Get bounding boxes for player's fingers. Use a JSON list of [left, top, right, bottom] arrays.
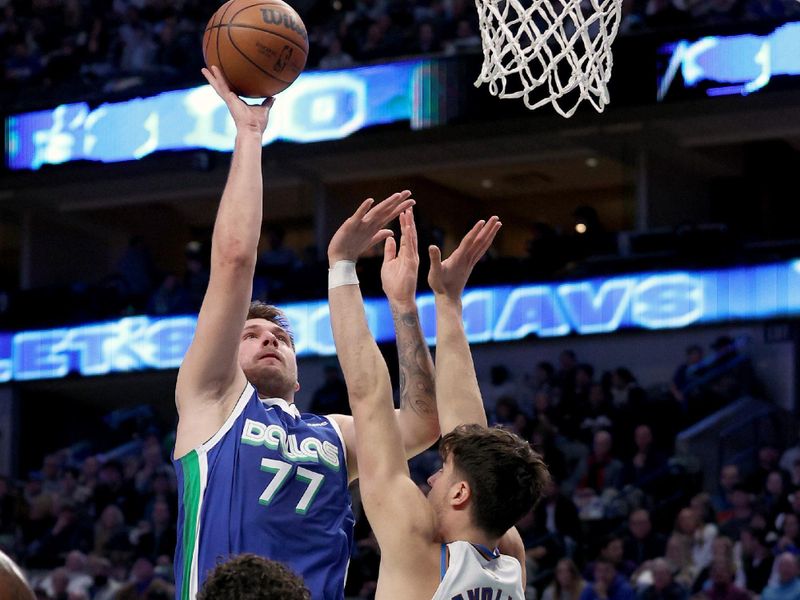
[[471, 219, 502, 265], [262, 97, 275, 109], [383, 236, 397, 263], [455, 220, 485, 259], [428, 245, 442, 271], [406, 207, 419, 256], [370, 230, 394, 247], [374, 190, 412, 222], [354, 198, 375, 220], [210, 66, 230, 92]]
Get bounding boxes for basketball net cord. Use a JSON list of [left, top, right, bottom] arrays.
[[474, 0, 622, 118]]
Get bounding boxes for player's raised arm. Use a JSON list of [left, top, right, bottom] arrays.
[[428, 217, 502, 433], [327, 200, 436, 547], [380, 208, 440, 457], [174, 66, 272, 458]]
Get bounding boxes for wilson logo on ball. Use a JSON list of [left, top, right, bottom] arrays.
[[260, 8, 308, 41]]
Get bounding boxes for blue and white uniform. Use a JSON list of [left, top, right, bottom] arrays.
[[433, 541, 525, 600], [173, 383, 354, 600]]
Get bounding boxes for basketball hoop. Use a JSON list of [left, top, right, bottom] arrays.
[[474, 0, 622, 118]]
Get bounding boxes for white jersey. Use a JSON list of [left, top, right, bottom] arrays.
[[432, 541, 525, 600]]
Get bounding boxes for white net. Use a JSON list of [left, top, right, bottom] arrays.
[[474, 0, 623, 118]]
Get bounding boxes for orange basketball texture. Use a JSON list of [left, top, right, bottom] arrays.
[[203, 0, 309, 98]]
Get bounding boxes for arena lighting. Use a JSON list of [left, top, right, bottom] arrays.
[[657, 20, 800, 101], [5, 59, 442, 171], [1, 259, 799, 383]]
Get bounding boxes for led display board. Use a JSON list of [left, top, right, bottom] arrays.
[[1, 259, 798, 382], [658, 20, 800, 101], [5, 59, 443, 170]]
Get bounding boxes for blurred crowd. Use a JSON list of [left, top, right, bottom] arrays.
[[2, 0, 800, 108], [3, 331, 798, 599]]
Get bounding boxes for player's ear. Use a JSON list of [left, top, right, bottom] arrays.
[[450, 480, 471, 509], [294, 381, 300, 392]]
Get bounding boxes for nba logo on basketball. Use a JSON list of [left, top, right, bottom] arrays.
[[274, 46, 293, 73]]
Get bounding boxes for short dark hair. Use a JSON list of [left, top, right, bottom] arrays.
[[440, 424, 550, 538], [198, 554, 310, 600], [246, 302, 295, 349]]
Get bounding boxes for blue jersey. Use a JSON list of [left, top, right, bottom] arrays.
[[173, 383, 354, 600]]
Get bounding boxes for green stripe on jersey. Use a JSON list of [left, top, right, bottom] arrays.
[[180, 450, 202, 600]]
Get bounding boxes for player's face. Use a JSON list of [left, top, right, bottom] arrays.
[[238, 319, 299, 399], [426, 458, 459, 519]]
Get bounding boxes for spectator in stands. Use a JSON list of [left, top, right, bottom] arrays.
[[570, 430, 624, 495], [309, 364, 350, 416], [774, 512, 800, 555], [86, 555, 122, 600], [530, 426, 569, 484], [198, 553, 310, 600], [690, 536, 743, 595], [579, 557, 636, 600], [484, 364, 520, 416], [759, 471, 791, 523], [131, 499, 176, 563], [745, 446, 781, 494], [30, 503, 91, 567], [319, 37, 354, 69], [115, 556, 173, 599], [543, 558, 586, 600], [718, 486, 754, 541], [623, 424, 668, 490], [778, 429, 800, 473], [93, 504, 131, 560], [148, 273, 189, 315], [638, 557, 687, 600], [712, 465, 740, 513], [673, 507, 717, 572], [578, 383, 613, 444], [624, 509, 666, 567], [698, 557, 750, 600], [738, 527, 773, 595], [93, 461, 134, 517], [585, 536, 638, 580], [529, 361, 557, 396], [671, 344, 703, 404], [491, 396, 521, 428], [761, 553, 800, 600], [556, 350, 579, 392], [521, 479, 580, 578]]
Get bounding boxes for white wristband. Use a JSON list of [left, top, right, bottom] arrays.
[[328, 260, 359, 289]]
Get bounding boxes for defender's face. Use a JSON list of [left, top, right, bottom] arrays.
[[238, 319, 298, 395]]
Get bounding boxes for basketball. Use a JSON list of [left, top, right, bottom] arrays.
[[203, 0, 309, 98]]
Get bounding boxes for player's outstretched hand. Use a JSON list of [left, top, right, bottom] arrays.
[[202, 65, 274, 134], [428, 216, 501, 300], [381, 208, 419, 308], [328, 191, 415, 265]]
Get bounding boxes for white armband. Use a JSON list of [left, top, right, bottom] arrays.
[[328, 260, 359, 289]]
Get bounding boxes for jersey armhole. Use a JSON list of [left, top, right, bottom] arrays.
[[327, 416, 349, 473], [186, 382, 254, 458]]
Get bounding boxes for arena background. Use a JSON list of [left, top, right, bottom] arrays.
[[2, 1, 800, 598]]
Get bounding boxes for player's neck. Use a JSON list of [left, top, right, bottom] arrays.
[[442, 521, 498, 551], [256, 389, 295, 404]]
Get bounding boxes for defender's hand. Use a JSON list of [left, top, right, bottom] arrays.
[[428, 216, 501, 299], [328, 191, 415, 265], [381, 208, 419, 309], [202, 65, 274, 134]]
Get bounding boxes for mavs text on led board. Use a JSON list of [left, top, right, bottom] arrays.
[[1, 259, 799, 382]]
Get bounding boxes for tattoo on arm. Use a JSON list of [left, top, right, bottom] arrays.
[[392, 309, 437, 417]]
